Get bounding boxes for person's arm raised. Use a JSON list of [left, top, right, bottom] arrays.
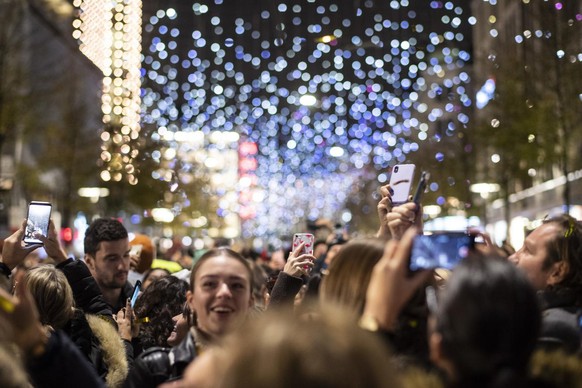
[[1, 219, 42, 272], [35, 220, 68, 264], [361, 228, 432, 331], [386, 202, 423, 241], [376, 184, 393, 239]]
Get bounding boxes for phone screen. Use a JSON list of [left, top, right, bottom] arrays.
[[389, 164, 416, 204], [23, 201, 52, 245], [409, 232, 474, 271], [130, 280, 142, 308]]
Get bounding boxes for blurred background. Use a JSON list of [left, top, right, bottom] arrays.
[[0, 0, 580, 256]]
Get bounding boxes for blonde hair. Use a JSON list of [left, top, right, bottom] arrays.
[[320, 238, 385, 316], [217, 306, 400, 388], [25, 265, 75, 330]]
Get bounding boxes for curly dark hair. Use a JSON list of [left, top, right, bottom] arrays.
[[134, 275, 189, 350], [84, 218, 128, 256]]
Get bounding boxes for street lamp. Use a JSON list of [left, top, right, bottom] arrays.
[[470, 183, 500, 199], [469, 182, 500, 228], [78, 187, 110, 203]]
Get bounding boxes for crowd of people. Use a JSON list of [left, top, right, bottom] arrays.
[[1, 183, 582, 388]]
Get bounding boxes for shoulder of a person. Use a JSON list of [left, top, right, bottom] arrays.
[[86, 314, 129, 386], [136, 346, 172, 373]]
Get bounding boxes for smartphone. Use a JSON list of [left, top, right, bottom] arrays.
[[23, 201, 52, 245], [409, 232, 474, 271], [413, 171, 429, 206], [389, 164, 416, 204], [292, 233, 315, 255], [130, 280, 142, 308], [129, 244, 143, 257]]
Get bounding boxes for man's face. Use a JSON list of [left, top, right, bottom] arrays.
[[508, 223, 561, 290], [187, 255, 253, 338], [86, 239, 130, 290]]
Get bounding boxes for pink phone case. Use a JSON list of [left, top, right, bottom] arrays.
[[293, 233, 315, 255]]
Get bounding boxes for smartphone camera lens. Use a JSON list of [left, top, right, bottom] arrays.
[[394, 166, 399, 172]]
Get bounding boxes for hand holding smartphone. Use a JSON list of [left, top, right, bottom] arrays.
[[292, 233, 315, 255], [293, 233, 315, 272], [23, 201, 52, 245]]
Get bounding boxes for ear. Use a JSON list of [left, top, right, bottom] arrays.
[[84, 253, 95, 271], [429, 331, 444, 366], [248, 293, 255, 308], [547, 260, 569, 285], [429, 331, 456, 378], [186, 290, 195, 310]]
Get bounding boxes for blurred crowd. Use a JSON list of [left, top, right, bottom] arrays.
[[2, 182, 582, 388]]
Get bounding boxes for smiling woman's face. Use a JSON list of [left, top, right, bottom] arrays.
[[187, 255, 253, 338]]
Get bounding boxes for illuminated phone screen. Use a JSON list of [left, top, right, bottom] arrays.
[[23, 202, 52, 245], [409, 233, 474, 271], [131, 280, 142, 308]]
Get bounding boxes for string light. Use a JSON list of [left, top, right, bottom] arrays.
[[140, 1, 473, 238], [73, 0, 142, 185]]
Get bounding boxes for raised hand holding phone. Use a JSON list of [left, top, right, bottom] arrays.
[[23, 201, 52, 245], [1, 219, 42, 271], [284, 234, 316, 277]]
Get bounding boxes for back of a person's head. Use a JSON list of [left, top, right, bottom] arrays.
[[217, 306, 400, 388], [436, 255, 541, 387], [84, 218, 128, 256], [24, 265, 75, 330], [134, 275, 189, 349], [319, 238, 385, 315]]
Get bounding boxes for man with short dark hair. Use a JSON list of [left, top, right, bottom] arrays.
[[509, 214, 582, 352], [83, 218, 133, 313]]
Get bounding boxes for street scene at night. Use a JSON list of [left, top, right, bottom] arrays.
[[0, 0, 582, 386]]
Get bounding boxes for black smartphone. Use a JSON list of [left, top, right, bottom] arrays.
[[130, 280, 142, 308], [23, 201, 52, 245], [413, 171, 429, 206], [409, 232, 474, 271]]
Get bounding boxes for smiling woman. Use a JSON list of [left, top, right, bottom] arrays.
[[188, 247, 255, 339], [125, 247, 255, 388]]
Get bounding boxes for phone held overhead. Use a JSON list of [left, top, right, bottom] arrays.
[[388, 164, 416, 204], [409, 231, 475, 272], [23, 201, 52, 245]]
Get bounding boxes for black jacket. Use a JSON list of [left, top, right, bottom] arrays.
[[538, 289, 582, 353], [124, 329, 198, 388], [28, 330, 106, 388], [56, 258, 113, 316]]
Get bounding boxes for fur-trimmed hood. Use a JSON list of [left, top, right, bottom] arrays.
[[86, 314, 128, 388]]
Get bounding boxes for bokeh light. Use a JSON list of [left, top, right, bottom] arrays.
[[138, 0, 473, 238]]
